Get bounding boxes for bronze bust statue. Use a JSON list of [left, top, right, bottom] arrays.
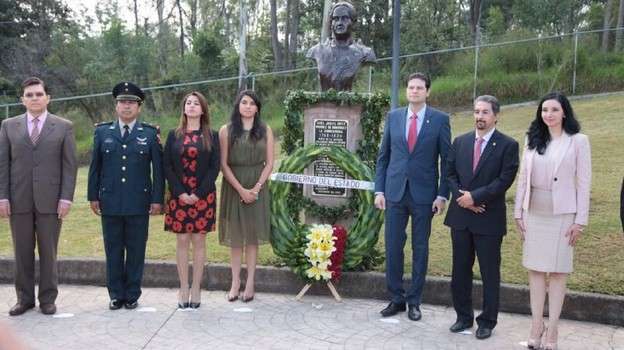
[[306, 2, 376, 91]]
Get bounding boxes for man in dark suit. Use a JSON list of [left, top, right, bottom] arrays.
[[0, 77, 77, 316], [375, 72, 451, 321], [444, 95, 519, 339], [87, 82, 164, 310]]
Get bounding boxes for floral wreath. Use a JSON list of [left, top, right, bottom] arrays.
[[270, 144, 384, 282]]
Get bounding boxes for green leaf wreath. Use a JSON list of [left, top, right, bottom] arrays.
[[270, 90, 389, 278]]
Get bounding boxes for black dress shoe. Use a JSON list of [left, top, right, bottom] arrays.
[[109, 299, 124, 310], [449, 320, 473, 333], [177, 302, 190, 309], [380, 302, 406, 317], [40, 303, 57, 315], [189, 302, 201, 309], [9, 303, 35, 316], [241, 295, 254, 303], [475, 327, 493, 340], [407, 304, 422, 321], [124, 300, 138, 309]]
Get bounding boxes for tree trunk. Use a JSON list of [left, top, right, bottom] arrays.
[[222, 0, 232, 46], [270, 0, 282, 69], [133, 0, 140, 36], [238, 0, 248, 90], [615, 0, 624, 51], [288, 0, 299, 68], [321, 0, 331, 43], [469, 0, 482, 45], [156, 0, 168, 76], [176, 0, 185, 57], [284, 0, 291, 69], [188, 0, 198, 38], [603, 0, 614, 52]]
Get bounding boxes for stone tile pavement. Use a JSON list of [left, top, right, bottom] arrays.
[[0, 284, 622, 350]]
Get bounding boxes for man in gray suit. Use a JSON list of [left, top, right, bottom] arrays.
[[0, 77, 77, 316]]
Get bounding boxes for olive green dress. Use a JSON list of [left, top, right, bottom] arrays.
[[219, 129, 270, 247]]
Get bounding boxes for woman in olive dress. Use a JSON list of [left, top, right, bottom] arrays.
[[218, 90, 274, 302]]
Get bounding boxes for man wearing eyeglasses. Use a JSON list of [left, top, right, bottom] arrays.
[[0, 77, 78, 316]]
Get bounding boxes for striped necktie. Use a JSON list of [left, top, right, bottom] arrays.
[[31, 117, 41, 144]]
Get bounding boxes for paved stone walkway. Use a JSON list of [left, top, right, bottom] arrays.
[[0, 285, 622, 349]]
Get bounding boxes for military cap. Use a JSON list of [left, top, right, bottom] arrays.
[[112, 81, 145, 102]]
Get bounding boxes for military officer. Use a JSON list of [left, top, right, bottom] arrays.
[[87, 82, 164, 310]]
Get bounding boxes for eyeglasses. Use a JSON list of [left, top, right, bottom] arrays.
[[24, 92, 46, 98]]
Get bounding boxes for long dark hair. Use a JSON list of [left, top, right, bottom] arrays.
[[175, 91, 212, 151], [228, 90, 266, 146], [527, 92, 580, 154]]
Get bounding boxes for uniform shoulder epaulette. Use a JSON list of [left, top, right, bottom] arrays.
[[140, 122, 159, 130], [94, 121, 114, 128]]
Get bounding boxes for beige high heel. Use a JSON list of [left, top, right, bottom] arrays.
[[527, 321, 545, 349], [543, 326, 558, 350]]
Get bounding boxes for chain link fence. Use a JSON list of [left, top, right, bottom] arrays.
[[2, 28, 624, 121]]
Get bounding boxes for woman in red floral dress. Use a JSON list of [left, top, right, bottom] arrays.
[[164, 91, 219, 309]]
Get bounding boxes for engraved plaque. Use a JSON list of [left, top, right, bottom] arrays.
[[313, 119, 348, 196]]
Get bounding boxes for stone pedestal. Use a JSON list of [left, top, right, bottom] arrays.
[[303, 102, 363, 224]]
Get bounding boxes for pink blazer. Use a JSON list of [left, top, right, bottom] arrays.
[[514, 132, 591, 225]]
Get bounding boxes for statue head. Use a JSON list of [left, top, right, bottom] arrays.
[[330, 2, 356, 40]]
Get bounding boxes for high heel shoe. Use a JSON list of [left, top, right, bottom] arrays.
[[527, 321, 545, 349], [177, 288, 190, 309], [543, 327, 558, 350], [189, 287, 201, 309], [242, 293, 254, 303], [227, 292, 239, 302]]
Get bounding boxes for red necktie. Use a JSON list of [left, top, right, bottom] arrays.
[[473, 137, 484, 173], [407, 114, 418, 152]]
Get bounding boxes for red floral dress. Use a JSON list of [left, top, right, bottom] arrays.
[[164, 130, 217, 234]]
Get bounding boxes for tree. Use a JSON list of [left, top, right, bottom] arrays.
[[287, 0, 300, 68], [512, 0, 591, 34], [133, 0, 140, 35], [176, 0, 185, 57], [193, 29, 224, 75], [269, 0, 283, 69], [469, 0, 483, 44], [485, 6, 506, 40], [156, 0, 169, 76], [615, 0, 624, 51], [602, 0, 614, 52], [187, 0, 198, 38], [239, 0, 248, 89]]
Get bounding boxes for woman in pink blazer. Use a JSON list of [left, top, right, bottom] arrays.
[[514, 92, 591, 350]]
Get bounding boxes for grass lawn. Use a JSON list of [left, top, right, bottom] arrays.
[[1, 94, 623, 295]]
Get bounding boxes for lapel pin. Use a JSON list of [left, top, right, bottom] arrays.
[[492, 142, 496, 146]]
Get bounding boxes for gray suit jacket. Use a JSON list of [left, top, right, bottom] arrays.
[[0, 113, 77, 214]]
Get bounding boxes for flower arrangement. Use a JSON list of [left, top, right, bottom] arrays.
[[304, 224, 347, 282], [328, 225, 347, 282]]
